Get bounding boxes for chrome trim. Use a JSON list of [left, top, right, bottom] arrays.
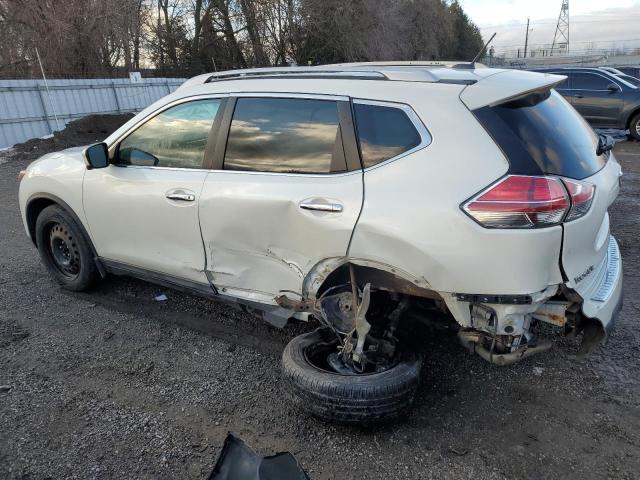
[[205, 168, 361, 179], [353, 99, 433, 172], [299, 200, 343, 212], [591, 236, 621, 302], [112, 164, 211, 173], [231, 91, 349, 102]]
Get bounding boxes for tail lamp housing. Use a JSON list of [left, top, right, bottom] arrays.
[[462, 175, 594, 229]]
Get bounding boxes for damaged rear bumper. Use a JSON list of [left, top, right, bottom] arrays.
[[578, 236, 623, 337], [445, 237, 623, 364]]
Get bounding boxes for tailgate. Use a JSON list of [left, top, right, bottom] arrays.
[[561, 155, 622, 302]]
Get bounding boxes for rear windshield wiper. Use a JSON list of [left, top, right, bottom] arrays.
[[596, 134, 614, 156]]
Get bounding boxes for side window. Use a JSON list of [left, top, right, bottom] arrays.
[[572, 73, 610, 90], [117, 99, 221, 168], [224, 97, 346, 174], [353, 102, 422, 168]]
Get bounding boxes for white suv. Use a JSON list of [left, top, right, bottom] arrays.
[[18, 62, 623, 423]]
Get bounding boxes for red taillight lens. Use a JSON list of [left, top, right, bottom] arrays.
[[463, 175, 569, 228], [562, 179, 595, 221]]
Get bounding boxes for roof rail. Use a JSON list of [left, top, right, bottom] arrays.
[[205, 69, 387, 83]]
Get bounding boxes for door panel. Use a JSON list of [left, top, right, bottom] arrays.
[[84, 166, 210, 283], [199, 171, 363, 303]]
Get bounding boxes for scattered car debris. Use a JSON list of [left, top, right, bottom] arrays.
[[154, 294, 168, 302], [209, 433, 309, 480]]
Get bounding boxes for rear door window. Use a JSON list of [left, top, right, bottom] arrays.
[[474, 90, 605, 180], [353, 102, 423, 168], [223, 97, 346, 174]]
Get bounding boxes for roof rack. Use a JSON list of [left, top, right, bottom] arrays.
[[193, 63, 481, 88], [205, 69, 387, 83]]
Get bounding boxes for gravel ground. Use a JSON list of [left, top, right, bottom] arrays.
[[1, 122, 640, 479]]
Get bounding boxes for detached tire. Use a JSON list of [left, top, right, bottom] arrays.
[[35, 205, 100, 291], [282, 327, 422, 424], [630, 113, 640, 141]]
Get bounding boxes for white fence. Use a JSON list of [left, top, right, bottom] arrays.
[[0, 77, 186, 149]]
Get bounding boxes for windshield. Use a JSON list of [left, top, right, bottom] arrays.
[[474, 89, 606, 180]]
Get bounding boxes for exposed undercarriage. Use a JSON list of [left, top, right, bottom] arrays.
[[276, 263, 605, 373]]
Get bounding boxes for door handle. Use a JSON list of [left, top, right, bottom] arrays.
[[166, 189, 196, 202], [574, 94, 584, 99], [299, 199, 343, 213]]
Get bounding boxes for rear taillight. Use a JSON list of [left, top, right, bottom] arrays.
[[562, 178, 595, 221], [463, 175, 593, 229]]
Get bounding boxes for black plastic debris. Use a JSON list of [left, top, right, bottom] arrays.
[[208, 432, 309, 480]]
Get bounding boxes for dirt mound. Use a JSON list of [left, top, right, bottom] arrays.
[[12, 113, 134, 161]]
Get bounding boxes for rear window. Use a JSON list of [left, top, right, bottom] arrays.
[[474, 90, 605, 180], [353, 102, 422, 168]]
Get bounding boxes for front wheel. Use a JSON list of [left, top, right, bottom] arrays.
[[35, 205, 100, 291], [630, 113, 640, 141], [282, 327, 422, 424]]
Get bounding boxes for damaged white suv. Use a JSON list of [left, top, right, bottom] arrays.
[[19, 63, 623, 424]]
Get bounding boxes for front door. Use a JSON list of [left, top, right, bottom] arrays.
[[83, 98, 224, 286], [570, 72, 624, 127], [199, 95, 363, 304]]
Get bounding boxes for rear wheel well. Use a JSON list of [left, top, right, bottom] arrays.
[[627, 108, 640, 130]]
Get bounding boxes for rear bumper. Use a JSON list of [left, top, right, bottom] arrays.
[[579, 236, 623, 336]]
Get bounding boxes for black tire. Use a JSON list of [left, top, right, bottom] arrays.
[[630, 113, 640, 141], [282, 327, 422, 424], [35, 205, 100, 291]]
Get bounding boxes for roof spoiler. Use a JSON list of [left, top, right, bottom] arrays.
[[460, 70, 566, 110]]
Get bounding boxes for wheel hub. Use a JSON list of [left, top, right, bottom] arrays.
[[48, 223, 80, 278]]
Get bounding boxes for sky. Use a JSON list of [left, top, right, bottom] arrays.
[[458, 0, 640, 56]]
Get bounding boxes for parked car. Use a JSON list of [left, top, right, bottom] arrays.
[[617, 66, 640, 79], [616, 73, 640, 88], [597, 67, 640, 87], [18, 63, 623, 423], [535, 67, 640, 139]]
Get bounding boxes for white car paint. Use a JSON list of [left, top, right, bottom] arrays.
[[18, 64, 623, 346]]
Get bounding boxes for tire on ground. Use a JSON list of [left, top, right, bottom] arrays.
[[35, 204, 100, 291], [630, 113, 640, 141], [281, 327, 422, 424]]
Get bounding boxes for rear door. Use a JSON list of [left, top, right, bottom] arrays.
[[570, 72, 624, 126], [198, 94, 363, 304]]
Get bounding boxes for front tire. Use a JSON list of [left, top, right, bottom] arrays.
[[35, 205, 100, 291], [282, 327, 422, 424], [630, 113, 640, 141]]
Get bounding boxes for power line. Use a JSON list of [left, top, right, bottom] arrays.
[[489, 37, 640, 49], [479, 15, 640, 30]]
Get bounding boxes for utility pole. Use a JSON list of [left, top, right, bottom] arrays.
[[551, 0, 569, 55], [524, 17, 530, 58]]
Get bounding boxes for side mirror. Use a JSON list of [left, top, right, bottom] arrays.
[[607, 83, 620, 93], [83, 143, 109, 169]]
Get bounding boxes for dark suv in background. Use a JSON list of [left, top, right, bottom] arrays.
[[536, 67, 640, 140]]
